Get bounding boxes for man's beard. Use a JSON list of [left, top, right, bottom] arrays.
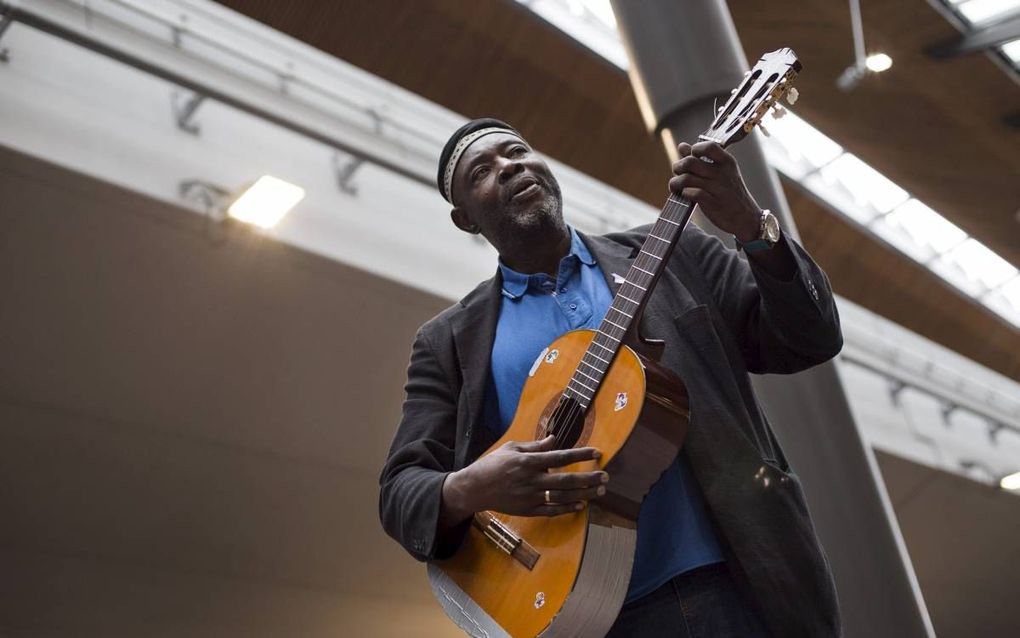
[[500, 178, 566, 239]]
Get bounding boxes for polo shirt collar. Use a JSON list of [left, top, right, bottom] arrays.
[[499, 226, 596, 299]]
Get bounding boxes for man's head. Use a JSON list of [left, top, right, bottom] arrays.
[[437, 118, 565, 256]]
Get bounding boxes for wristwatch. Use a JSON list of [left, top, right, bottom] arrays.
[[734, 209, 780, 253]]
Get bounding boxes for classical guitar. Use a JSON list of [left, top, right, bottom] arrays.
[[429, 48, 803, 638]]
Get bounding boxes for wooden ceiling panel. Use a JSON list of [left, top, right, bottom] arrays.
[[214, 0, 1020, 382]]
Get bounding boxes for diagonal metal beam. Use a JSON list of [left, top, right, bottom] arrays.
[[926, 14, 1020, 59]]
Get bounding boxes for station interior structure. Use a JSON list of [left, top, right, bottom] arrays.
[[1, 1, 1018, 637]]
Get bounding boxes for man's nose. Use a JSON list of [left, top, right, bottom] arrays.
[[497, 157, 523, 183]]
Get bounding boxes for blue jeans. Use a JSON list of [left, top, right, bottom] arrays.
[[606, 562, 771, 637]]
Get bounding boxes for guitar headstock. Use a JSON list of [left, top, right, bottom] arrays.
[[701, 47, 802, 147]]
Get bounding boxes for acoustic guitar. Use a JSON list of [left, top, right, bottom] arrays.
[[429, 48, 803, 638]]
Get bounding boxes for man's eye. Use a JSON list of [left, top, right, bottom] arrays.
[[472, 167, 489, 181], [511, 146, 527, 156]]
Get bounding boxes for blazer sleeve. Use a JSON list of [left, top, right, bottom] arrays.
[[378, 326, 462, 562], [680, 222, 843, 374]]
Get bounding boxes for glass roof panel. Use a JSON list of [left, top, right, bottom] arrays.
[[938, 238, 1020, 291], [761, 109, 844, 169], [983, 277, 1020, 328], [1001, 39, 1020, 64], [955, 0, 1020, 25], [884, 199, 968, 254], [816, 154, 909, 218]]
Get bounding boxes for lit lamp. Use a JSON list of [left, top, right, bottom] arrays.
[[836, 52, 893, 91], [179, 175, 305, 230], [227, 175, 305, 229], [1001, 470, 1020, 492]]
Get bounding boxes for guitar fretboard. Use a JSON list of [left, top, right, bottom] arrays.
[[563, 195, 695, 408]]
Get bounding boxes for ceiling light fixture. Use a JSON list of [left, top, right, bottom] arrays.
[[1001, 470, 1020, 490], [836, 0, 893, 90], [865, 52, 893, 72], [179, 175, 305, 232], [227, 175, 305, 229]]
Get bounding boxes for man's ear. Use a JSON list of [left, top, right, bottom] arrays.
[[450, 207, 480, 235]]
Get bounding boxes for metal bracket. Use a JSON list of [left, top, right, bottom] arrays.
[[179, 179, 231, 244], [172, 90, 206, 135], [334, 151, 364, 195], [277, 62, 295, 96], [986, 421, 1005, 445], [0, 8, 14, 63], [887, 378, 908, 406], [939, 401, 959, 426]]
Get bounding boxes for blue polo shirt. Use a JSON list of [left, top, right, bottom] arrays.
[[487, 227, 725, 603]]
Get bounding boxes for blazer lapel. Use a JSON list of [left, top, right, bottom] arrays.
[[579, 231, 637, 297], [449, 274, 503, 464]]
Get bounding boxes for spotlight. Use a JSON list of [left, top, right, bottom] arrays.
[[179, 175, 305, 231], [1002, 471, 1020, 491], [865, 53, 892, 73], [228, 176, 305, 229]]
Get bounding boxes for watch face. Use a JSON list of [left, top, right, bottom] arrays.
[[763, 212, 781, 243]]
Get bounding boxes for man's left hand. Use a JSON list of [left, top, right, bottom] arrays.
[[669, 141, 762, 243]]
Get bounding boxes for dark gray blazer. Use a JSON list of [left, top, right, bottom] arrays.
[[379, 222, 844, 637]]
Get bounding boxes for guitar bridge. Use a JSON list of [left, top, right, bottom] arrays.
[[472, 512, 540, 570]]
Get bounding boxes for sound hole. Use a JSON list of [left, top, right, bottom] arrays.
[[546, 395, 585, 450]]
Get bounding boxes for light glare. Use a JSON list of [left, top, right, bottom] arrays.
[[228, 175, 305, 229], [865, 53, 893, 72], [1001, 470, 1020, 491]]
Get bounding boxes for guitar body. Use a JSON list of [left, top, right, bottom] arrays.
[[429, 329, 690, 638]]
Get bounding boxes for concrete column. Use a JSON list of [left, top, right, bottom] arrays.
[[610, 2, 936, 636]]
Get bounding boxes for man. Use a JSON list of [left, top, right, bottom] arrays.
[[379, 118, 843, 637]]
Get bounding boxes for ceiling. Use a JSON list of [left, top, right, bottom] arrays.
[[2, 145, 1018, 637], [213, 0, 1020, 382]]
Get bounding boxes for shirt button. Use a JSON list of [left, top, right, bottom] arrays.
[[569, 303, 577, 310], [560, 287, 567, 293]]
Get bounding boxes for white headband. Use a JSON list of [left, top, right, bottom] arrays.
[[441, 127, 525, 204]]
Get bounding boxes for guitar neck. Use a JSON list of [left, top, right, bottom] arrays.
[[563, 193, 696, 408]]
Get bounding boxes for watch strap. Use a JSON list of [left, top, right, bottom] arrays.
[[735, 237, 773, 253], [734, 209, 776, 253]]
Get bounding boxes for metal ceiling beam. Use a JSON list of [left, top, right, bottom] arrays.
[[0, 1, 435, 190], [926, 14, 1020, 59], [609, 1, 938, 636]]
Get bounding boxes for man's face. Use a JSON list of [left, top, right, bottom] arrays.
[[450, 132, 563, 248]]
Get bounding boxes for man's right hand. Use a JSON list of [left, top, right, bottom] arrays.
[[440, 435, 608, 525]]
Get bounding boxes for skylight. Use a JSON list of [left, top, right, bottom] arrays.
[[515, 0, 1020, 330], [938, 0, 1020, 76], [951, 0, 1020, 26], [759, 109, 843, 179], [872, 199, 967, 263], [1002, 39, 1020, 64]]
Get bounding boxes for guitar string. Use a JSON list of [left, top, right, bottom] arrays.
[[552, 198, 691, 439], [547, 197, 693, 454]]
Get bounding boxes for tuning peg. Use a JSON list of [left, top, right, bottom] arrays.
[[772, 105, 787, 119], [786, 87, 800, 105]]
